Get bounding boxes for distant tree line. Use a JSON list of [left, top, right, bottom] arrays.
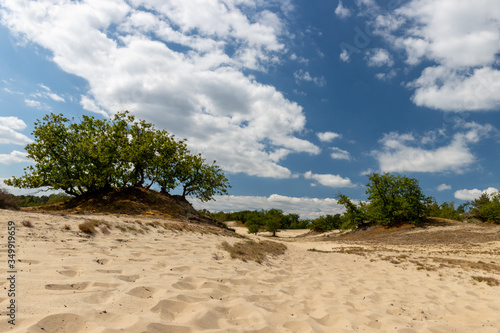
[[208, 209, 350, 235], [4, 112, 230, 202], [14, 193, 71, 207], [206, 172, 500, 235]]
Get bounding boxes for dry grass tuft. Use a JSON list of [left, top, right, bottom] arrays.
[[22, 220, 34, 228], [220, 240, 287, 264], [78, 219, 111, 234], [472, 276, 500, 286]]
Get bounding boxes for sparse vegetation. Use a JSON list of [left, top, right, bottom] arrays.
[[220, 240, 287, 264], [21, 220, 34, 228], [0, 188, 19, 210], [78, 219, 110, 234], [472, 276, 500, 286]]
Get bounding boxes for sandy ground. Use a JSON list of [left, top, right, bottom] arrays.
[[1, 210, 499, 332]]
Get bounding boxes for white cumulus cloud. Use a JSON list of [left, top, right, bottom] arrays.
[[294, 69, 327, 87], [335, 1, 352, 18], [317, 131, 341, 142], [0, 0, 319, 179], [304, 171, 356, 188], [330, 147, 351, 160], [0, 150, 31, 165], [437, 184, 451, 191], [371, 122, 495, 173], [0, 117, 32, 145], [454, 187, 499, 201], [370, 0, 500, 111], [365, 48, 394, 67]]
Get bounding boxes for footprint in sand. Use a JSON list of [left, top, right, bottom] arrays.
[[151, 299, 205, 321], [81, 290, 115, 304], [171, 276, 205, 290], [146, 323, 192, 333], [28, 313, 87, 333], [93, 282, 120, 288], [57, 269, 79, 277], [116, 274, 140, 282], [283, 320, 315, 333], [45, 282, 90, 291], [97, 269, 123, 274], [127, 286, 156, 299]]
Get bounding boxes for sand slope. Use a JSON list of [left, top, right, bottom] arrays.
[[1, 210, 499, 332]]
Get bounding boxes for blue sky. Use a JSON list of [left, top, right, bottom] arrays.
[[1, 0, 499, 218]]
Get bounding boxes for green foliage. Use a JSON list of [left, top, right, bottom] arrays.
[[14, 193, 71, 207], [247, 223, 260, 234], [4, 112, 230, 202], [336, 193, 366, 228], [364, 173, 432, 225], [426, 200, 463, 221], [470, 192, 500, 222], [309, 214, 342, 232], [176, 154, 230, 202], [337, 173, 432, 227], [264, 209, 284, 236]]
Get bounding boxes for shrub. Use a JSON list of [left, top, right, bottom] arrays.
[[472, 276, 500, 286], [220, 240, 287, 264], [471, 192, 500, 222], [21, 220, 34, 228], [0, 188, 19, 210], [78, 219, 110, 234]]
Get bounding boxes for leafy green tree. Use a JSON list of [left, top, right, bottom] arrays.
[[264, 209, 283, 236], [4, 112, 230, 202], [310, 214, 342, 232], [247, 222, 260, 235], [148, 130, 188, 193], [425, 200, 463, 221], [281, 213, 300, 229], [5, 113, 88, 196], [176, 154, 230, 202], [471, 192, 500, 222], [365, 173, 431, 225], [336, 193, 366, 228], [126, 118, 158, 187]]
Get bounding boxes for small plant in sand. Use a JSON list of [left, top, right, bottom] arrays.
[[220, 240, 287, 264], [471, 276, 500, 286], [22, 220, 34, 228], [78, 219, 110, 234]]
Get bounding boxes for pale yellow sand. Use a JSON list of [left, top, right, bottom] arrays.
[[1, 210, 499, 332]]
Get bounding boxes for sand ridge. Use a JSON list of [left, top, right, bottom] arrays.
[[1, 210, 499, 332]]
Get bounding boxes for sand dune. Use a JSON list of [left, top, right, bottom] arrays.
[[1, 210, 499, 332]]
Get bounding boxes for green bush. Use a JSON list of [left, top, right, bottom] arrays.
[[471, 192, 500, 222], [337, 173, 433, 227]]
